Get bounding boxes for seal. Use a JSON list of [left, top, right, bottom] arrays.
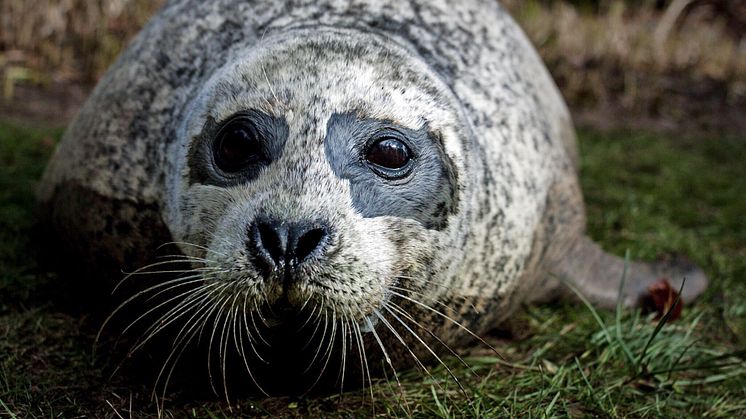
[[37, 0, 708, 394]]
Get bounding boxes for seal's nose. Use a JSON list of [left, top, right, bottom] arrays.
[[249, 219, 329, 276]]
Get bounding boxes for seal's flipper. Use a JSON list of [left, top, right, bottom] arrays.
[[552, 236, 708, 309]]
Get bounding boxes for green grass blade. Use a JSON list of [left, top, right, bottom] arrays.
[[636, 278, 686, 369]]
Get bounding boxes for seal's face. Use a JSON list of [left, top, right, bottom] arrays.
[[163, 29, 463, 358]]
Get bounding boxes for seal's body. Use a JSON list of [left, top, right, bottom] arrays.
[[39, 0, 706, 392]]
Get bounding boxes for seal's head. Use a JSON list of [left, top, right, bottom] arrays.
[[159, 27, 469, 387]]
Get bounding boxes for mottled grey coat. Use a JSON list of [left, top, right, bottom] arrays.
[[38, 0, 707, 391]]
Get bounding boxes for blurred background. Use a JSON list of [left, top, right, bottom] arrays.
[[0, 0, 744, 132]]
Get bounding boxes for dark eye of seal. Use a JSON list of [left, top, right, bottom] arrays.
[[365, 137, 413, 178], [214, 116, 265, 173]]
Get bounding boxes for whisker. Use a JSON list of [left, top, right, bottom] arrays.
[[218, 293, 240, 402], [392, 276, 478, 307], [152, 254, 215, 264], [303, 303, 338, 395], [206, 293, 233, 397], [367, 315, 403, 395], [241, 294, 267, 363], [165, 284, 232, 353], [304, 303, 330, 374], [388, 284, 475, 315], [381, 304, 467, 395], [122, 278, 225, 352], [298, 292, 315, 314], [388, 289, 502, 359], [249, 307, 270, 347], [153, 292, 224, 402], [301, 306, 325, 351], [351, 320, 375, 404], [147, 284, 228, 400], [97, 273, 220, 348], [114, 260, 216, 293], [299, 301, 321, 332], [337, 313, 349, 396], [235, 296, 269, 395], [372, 308, 440, 388], [157, 241, 229, 258], [130, 282, 227, 356], [368, 316, 413, 416], [387, 301, 475, 374]]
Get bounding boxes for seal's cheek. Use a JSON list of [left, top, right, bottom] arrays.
[[164, 184, 234, 259]]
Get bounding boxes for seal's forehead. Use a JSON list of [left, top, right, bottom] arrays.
[[193, 28, 459, 134]]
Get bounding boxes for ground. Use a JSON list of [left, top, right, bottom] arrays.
[[2, 1, 744, 416], [0, 117, 744, 418]]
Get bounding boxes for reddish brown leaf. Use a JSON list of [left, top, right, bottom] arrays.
[[643, 278, 683, 321]]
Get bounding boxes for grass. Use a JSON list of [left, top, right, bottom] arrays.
[[0, 120, 744, 417], [505, 0, 746, 103], [3, 1, 744, 110]]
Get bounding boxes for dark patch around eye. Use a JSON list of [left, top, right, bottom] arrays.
[[214, 116, 267, 172], [324, 112, 458, 230], [188, 110, 288, 186]]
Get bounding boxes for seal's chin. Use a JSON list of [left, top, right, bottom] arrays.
[[236, 264, 390, 331]]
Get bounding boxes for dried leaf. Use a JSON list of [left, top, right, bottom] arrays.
[[643, 278, 683, 321]]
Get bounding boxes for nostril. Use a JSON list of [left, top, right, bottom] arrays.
[[255, 221, 285, 266], [294, 227, 328, 263], [250, 220, 329, 274]]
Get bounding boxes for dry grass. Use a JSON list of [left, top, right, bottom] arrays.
[[0, 0, 744, 124], [0, 0, 163, 90], [503, 0, 745, 108]]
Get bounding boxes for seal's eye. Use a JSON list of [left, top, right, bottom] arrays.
[[365, 137, 412, 176], [214, 117, 265, 173]]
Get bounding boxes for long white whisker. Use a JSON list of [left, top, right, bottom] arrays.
[[206, 293, 233, 396], [150, 283, 234, 401], [114, 260, 216, 293], [219, 294, 239, 403], [388, 290, 501, 358], [372, 308, 436, 384], [236, 294, 269, 395], [153, 293, 224, 402], [351, 320, 375, 403], [367, 315, 404, 401], [304, 302, 330, 373], [337, 313, 349, 395], [241, 294, 267, 363], [157, 241, 229, 258], [126, 280, 226, 354], [303, 303, 338, 395], [387, 300, 474, 374], [97, 272, 221, 348], [382, 304, 467, 395]]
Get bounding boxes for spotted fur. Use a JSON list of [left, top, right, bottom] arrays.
[[38, 0, 708, 391]]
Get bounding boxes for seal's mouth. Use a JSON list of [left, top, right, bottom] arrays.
[[256, 285, 384, 337], [263, 297, 301, 327]]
